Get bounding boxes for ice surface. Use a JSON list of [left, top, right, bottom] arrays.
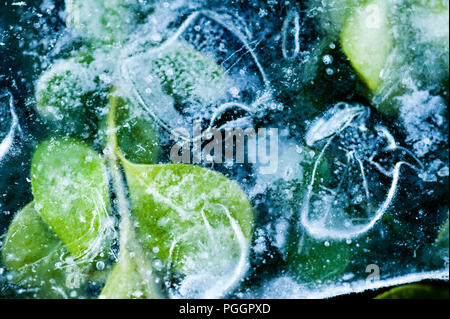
[[301, 104, 424, 240], [399, 91, 448, 158], [120, 10, 272, 140], [0, 0, 448, 299], [0, 92, 20, 163], [249, 270, 449, 299]]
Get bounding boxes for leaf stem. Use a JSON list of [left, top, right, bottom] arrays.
[[104, 93, 163, 298]]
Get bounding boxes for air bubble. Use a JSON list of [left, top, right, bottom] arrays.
[[323, 55, 333, 65], [96, 261, 105, 271]]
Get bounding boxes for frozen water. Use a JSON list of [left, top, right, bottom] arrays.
[[399, 91, 448, 158], [0, 0, 448, 299], [301, 104, 425, 240], [250, 270, 450, 299], [120, 10, 272, 140], [0, 92, 20, 163]]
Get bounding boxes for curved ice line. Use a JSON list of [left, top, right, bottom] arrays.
[[313, 269, 450, 300], [199, 10, 270, 88], [282, 9, 300, 60], [51, 286, 69, 299], [202, 204, 249, 299], [208, 102, 254, 129], [375, 125, 424, 170], [301, 160, 408, 240], [167, 238, 179, 273], [355, 153, 371, 201], [0, 92, 19, 162], [200, 206, 215, 240], [375, 125, 397, 151], [44, 188, 114, 267], [301, 107, 422, 240]]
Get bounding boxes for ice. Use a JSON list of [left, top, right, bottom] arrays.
[[250, 136, 309, 198], [305, 103, 365, 147], [251, 270, 450, 299], [119, 10, 272, 139], [170, 209, 250, 299], [300, 103, 425, 240], [0, 92, 20, 163], [1, 0, 449, 300], [399, 91, 448, 157]]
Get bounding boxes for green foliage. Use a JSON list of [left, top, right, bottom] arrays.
[[31, 137, 112, 259], [341, 0, 393, 93], [288, 235, 350, 283], [375, 283, 449, 299], [2, 203, 71, 298], [122, 160, 254, 276], [145, 42, 230, 109], [100, 246, 161, 299], [2, 138, 115, 298], [35, 55, 107, 138], [339, 0, 449, 115], [434, 218, 449, 265], [112, 94, 161, 164], [65, 0, 152, 45]]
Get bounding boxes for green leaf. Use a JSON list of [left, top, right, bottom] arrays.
[[341, 0, 393, 93], [434, 218, 449, 265], [35, 55, 106, 139], [2, 203, 74, 298], [31, 137, 112, 260], [143, 41, 230, 107], [340, 0, 449, 116], [288, 235, 350, 283], [375, 284, 449, 299], [104, 91, 254, 297], [112, 94, 161, 164], [314, 0, 367, 37], [99, 245, 161, 299], [409, 0, 449, 93], [65, 0, 146, 45], [121, 160, 254, 277], [437, 219, 449, 249], [99, 253, 146, 299]]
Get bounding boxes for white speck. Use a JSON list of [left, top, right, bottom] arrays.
[[152, 259, 163, 270], [323, 55, 333, 65], [96, 261, 105, 271], [438, 166, 449, 178], [259, 9, 268, 18], [166, 68, 175, 76], [151, 33, 162, 42], [229, 87, 240, 97]]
